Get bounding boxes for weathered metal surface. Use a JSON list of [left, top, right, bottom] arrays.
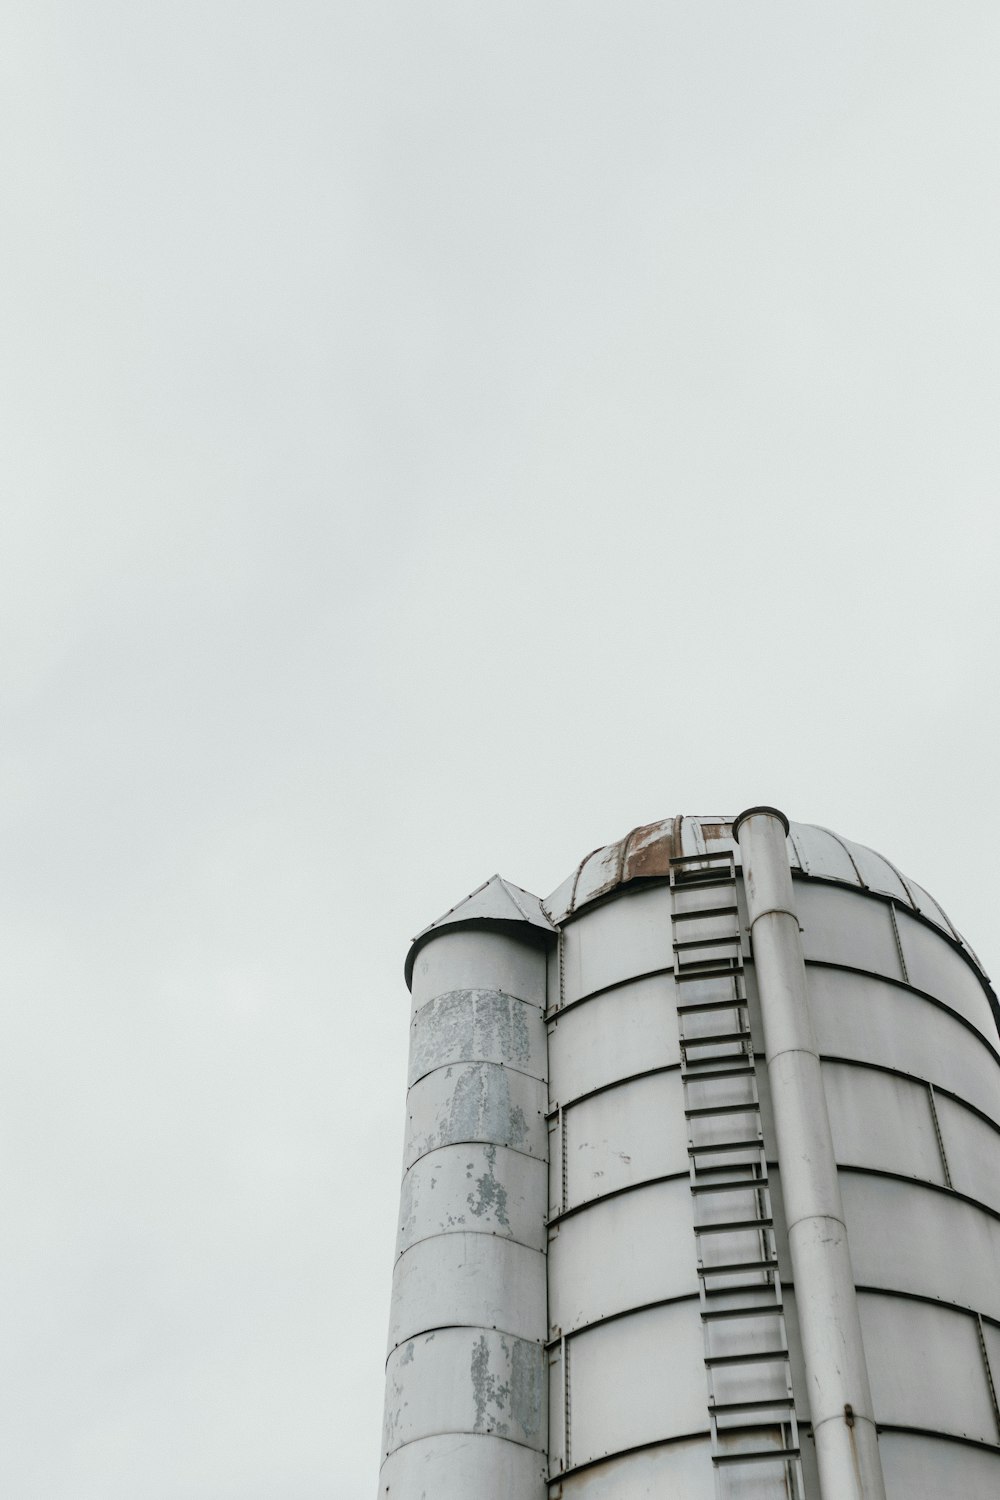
[[859, 1292, 998, 1443], [805, 967, 1000, 1127], [542, 816, 988, 991], [736, 806, 886, 1500], [841, 1173, 1000, 1320], [566, 1300, 707, 1465], [933, 1094, 1000, 1214], [553, 1438, 714, 1499], [397, 1144, 547, 1258], [382, 1327, 546, 1457], [409, 928, 548, 1011], [796, 880, 905, 980], [408, 988, 547, 1088], [405, 874, 555, 990], [377, 1433, 546, 1500], [547, 974, 679, 1104], [547, 1180, 696, 1335], [877, 1433, 1000, 1500], [403, 1061, 546, 1170], [388, 1232, 545, 1351], [562, 1071, 686, 1208], [895, 907, 997, 1038], [560, 884, 672, 1005], [824, 1063, 948, 1186]]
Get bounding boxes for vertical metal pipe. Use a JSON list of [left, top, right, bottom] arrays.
[[732, 806, 887, 1500]]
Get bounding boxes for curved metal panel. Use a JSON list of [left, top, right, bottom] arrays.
[[397, 1145, 547, 1258], [548, 973, 679, 1105], [858, 1292, 997, 1443], [404, 1062, 546, 1169], [877, 1432, 1000, 1500], [894, 909, 996, 1040], [383, 1327, 546, 1457], [824, 1063, 947, 1186], [556, 1438, 714, 1500], [409, 988, 547, 1087], [805, 967, 1000, 1127], [841, 840, 912, 903], [377, 1433, 546, 1500], [935, 1094, 1000, 1216], [567, 1300, 707, 1465], [788, 823, 861, 884], [410, 928, 547, 1012], [388, 1233, 545, 1351], [563, 1072, 686, 1208], [840, 1173, 1000, 1320], [561, 885, 672, 1005], [548, 1180, 697, 1336], [796, 882, 903, 980]]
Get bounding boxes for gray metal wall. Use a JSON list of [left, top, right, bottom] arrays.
[[544, 861, 1000, 1499], [381, 824, 1000, 1499], [379, 927, 549, 1500]]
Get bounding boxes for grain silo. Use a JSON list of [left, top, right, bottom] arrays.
[[379, 808, 1000, 1500]]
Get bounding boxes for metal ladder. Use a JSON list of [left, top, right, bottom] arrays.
[[670, 850, 805, 1498]]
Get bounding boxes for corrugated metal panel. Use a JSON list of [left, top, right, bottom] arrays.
[[409, 988, 547, 1087], [561, 885, 672, 1005], [562, 1072, 686, 1207], [377, 1433, 546, 1499], [548, 1181, 696, 1335], [403, 1062, 547, 1169], [567, 1300, 707, 1465], [388, 1233, 545, 1350], [796, 881, 903, 980], [934, 1095, 1000, 1216], [805, 968, 1000, 1129], [382, 1327, 546, 1456], [410, 929, 547, 1011], [547, 974, 679, 1105], [556, 1439, 714, 1499], [894, 908, 997, 1039], [877, 1432, 1000, 1500], [840, 1173, 1000, 1320], [397, 1145, 547, 1257], [824, 1063, 947, 1186], [859, 1292, 998, 1443]]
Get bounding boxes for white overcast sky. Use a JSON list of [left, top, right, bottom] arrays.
[[2, 6, 999, 1497]]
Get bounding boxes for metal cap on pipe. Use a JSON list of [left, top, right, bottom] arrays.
[[731, 804, 790, 841]]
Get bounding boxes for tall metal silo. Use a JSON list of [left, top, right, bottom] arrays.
[[379, 810, 1000, 1500]]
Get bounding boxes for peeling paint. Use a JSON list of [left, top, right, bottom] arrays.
[[409, 989, 538, 1086], [466, 1143, 511, 1229]]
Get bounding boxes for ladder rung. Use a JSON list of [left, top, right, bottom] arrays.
[[713, 1446, 801, 1466], [675, 962, 742, 981], [699, 1256, 777, 1278], [677, 997, 748, 1015], [674, 934, 741, 952], [711, 1396, 794, 1415], [672, 903, 739, 921], [701, 1301, 785, 1321], [681, 1063, 755, 1082], [682, 1030, 751, 1048], [685, 1101, 759, 1119], [695, 1215, 773, 1235], [670, 852, 734, 868], [692, 1170, 773, 1194], [705, 1349, 789, 1367], [689, 1138, 763, 1156]]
